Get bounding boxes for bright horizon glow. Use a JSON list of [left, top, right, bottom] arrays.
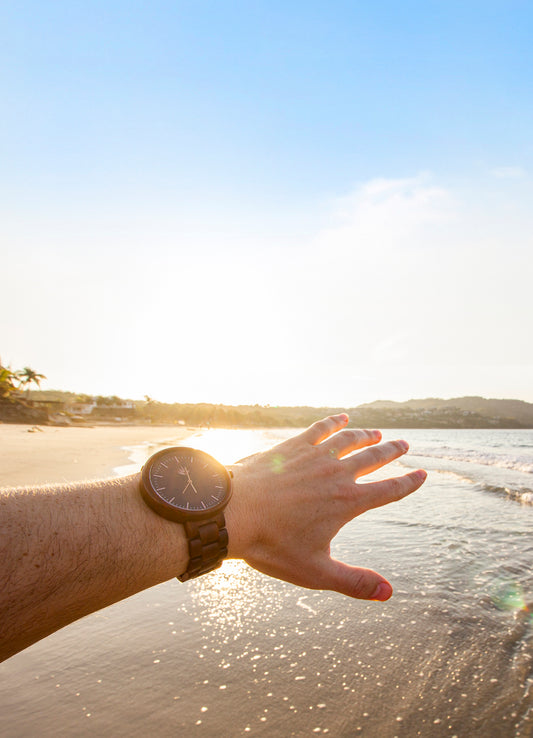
[[2, 2, 532, 406]]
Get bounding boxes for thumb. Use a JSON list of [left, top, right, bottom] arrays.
[[321, 558, 393, 601]]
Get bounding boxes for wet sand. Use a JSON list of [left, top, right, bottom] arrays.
[[0, 423, 195, 487], [1, 426, 531, 737]]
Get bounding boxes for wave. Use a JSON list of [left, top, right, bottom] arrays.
[[410, 446, 533, 475], [398, 457, 533, 505], [480, 482, 533, 505]]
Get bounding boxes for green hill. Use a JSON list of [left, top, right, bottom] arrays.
[[21, 392, 533, 428], [354, 396, 533, 427]]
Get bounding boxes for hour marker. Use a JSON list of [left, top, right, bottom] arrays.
[[160, 462, 168, 469], [200, 501, 206, 509], [169, 497, 176, 503]]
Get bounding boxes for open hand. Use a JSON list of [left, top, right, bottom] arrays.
[[226, 413, 427, 600]]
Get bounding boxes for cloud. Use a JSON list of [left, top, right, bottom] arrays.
[[315, 173, 455, 257], [300, 171, 533, 381], [490, 166, 527, 179]]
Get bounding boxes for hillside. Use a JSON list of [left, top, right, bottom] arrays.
[[355, 396, 533, 428], [20, 392, 533, 429]]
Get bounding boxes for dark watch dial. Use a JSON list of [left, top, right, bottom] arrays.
[[140, 447, 232, 522]]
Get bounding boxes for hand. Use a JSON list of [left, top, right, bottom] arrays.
[[225, 413, 427, 601]]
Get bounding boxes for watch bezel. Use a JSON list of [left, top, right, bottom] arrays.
[[140, 446, 233, 523]]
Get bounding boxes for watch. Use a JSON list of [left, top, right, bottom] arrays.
[[140, 446, 233, 582]]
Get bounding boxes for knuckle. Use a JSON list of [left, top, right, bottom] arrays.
[[311, 417, 332, 435], [346, 570, 370, 598], [388, 476, 405, 501], [313, 456, 352, 500], [330, 478, 354, 503], [320, 457, 341, 479], [369, 443, 388, 464], [342, 429, 362, 445]]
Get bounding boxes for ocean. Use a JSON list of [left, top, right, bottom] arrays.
[[1, 428, 532, 737]]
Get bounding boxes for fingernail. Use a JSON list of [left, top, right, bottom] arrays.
[[398, 440, 409, 453], [371, 582, 393, 601], [339, 413, 349, 423], [415, 469, 427, 482]]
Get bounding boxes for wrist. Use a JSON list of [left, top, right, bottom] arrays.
[[127, 472, 190, 583], [137, 447, 233, 581], [224, 464, 260, 562]]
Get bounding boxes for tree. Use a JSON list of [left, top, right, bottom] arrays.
[[16, 367, 46, 398], [0, 362, 19, 401]]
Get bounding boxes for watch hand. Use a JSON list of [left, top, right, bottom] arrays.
[[186, 470, 200, 495], [183, 471, 199, 495]]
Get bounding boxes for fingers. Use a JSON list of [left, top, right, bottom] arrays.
[[320, 428, 382, 459], [320, 558, 393, 601], [300, 413, 349, 446], [355, 469, 427, 511], [345, 438, 410, 477]]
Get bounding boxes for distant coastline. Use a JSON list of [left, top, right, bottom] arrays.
[[5, 391, 533, 429]]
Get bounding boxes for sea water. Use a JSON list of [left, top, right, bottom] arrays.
[[1, 428, 532, 737]]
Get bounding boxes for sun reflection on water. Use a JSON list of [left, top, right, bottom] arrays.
[[114, 427, 281, 477], [190, 559, 288, 633], [179, 428, 276, 465]]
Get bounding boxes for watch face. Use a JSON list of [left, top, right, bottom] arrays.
[[141, 447, 232, 521]]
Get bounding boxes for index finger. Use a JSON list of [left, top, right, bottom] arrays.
[[300, 414, 349, 446]]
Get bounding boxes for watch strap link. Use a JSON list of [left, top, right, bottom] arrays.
[[178, 512, 229, 582]]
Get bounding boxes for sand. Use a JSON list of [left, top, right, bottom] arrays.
[[1, 426, 531, 735], [0, 423, 195, 487]]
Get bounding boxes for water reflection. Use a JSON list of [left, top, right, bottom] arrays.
[[115, 427, 278, 477], [1, 428, 531, 737], [179, 428, 274, 465]]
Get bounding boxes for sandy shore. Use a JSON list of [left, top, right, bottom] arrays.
[[0, 423, 196, 487]]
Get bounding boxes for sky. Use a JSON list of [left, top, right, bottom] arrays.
[[2, 1, 532, 407]]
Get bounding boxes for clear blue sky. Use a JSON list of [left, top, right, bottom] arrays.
[[2, 1, 532, 405]]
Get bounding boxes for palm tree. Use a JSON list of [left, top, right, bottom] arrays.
[[16, 367, 46, 399], [0, 363, 19, 401]]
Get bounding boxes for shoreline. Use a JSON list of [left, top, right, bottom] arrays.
[[1, 426, 531, 735], [0, 423, 197, 487]]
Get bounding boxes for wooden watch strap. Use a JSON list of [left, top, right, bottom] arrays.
[[177, 512, 229, 582]]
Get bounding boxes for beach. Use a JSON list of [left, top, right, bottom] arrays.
[[0, 423, 195, 486], [0, 425, 532, 737]]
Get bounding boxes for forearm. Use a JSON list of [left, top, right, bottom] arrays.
[[0, 474, 188, 662], [0, 416, 427, 662]]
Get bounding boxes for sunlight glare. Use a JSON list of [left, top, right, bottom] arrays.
[[182, 428, 275, 466]]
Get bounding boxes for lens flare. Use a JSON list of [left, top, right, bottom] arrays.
[[491, 579, 532, 623], [271, 453, 286, 474]]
